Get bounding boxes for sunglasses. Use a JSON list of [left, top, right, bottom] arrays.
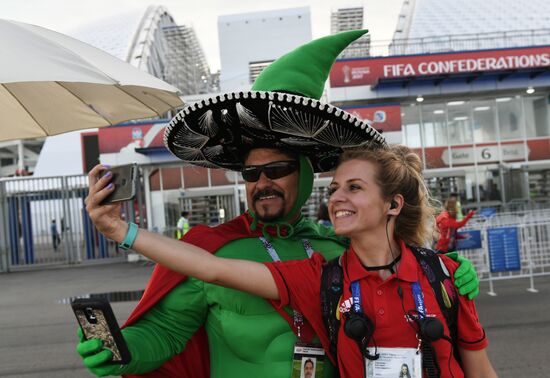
[[241, 160, 299, 182]]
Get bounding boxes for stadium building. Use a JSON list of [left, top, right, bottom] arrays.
[[329, 0, 550, 211], [331, 6, 371, 58], [218, 7, 312, 92]]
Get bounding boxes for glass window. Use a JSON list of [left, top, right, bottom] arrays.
[[163, 190, 182, 236], [485, 169, 503, 203], [402, 105, 421, 148], [421, 104, 448, 147], [471, 100, 497, 143], [523, 95, 549, 138], [497, 96, 523, 140], [447, 102, 473, 145]]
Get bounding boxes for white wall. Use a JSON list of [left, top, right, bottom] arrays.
[[218, 7, 312, 92], [33, 131, 88, 177]]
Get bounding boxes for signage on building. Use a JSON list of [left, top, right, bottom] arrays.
[[330, 46, 550, 87], [425, 139, 550, 168], [457, 230, 482, 250], [487, 227, 521, 272], [98, 122, 166, 153], [342, 104, 402, 132], [441, 143, 528, 165]]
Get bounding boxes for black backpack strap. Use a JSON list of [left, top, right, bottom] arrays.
[[409, 245, 460, 363], [320, 256, 343, 365]]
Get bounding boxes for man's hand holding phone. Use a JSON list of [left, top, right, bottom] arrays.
[[73, 298, 131, 376], [76, 328, 126, 376]]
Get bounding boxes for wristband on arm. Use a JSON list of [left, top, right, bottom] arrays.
[[119, 222, 138, 250]]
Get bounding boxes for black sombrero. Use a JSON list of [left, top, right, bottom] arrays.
[[164, 30, 386, 173]]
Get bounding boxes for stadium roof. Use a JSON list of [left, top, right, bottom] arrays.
[[69, 5, 176, 73], [394, 0, 550, 40]]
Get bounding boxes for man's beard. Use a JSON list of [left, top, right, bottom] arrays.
[[252, 188, 285, 222]]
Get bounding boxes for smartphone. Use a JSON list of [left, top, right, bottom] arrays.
[[71, 298, 131, 364], [100, 163, 138, 204]]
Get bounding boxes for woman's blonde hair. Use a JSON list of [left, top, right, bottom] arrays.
[[338, 144, 436, 247]]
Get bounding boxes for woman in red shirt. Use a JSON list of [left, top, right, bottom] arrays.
[[263, 146, 496, 378], [88, 145, 496, 378], [435, 197, 475, 253]]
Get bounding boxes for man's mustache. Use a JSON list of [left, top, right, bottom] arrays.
[[253, 189, 284, 202]]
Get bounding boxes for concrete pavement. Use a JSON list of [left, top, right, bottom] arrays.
[[0, 261, 548, 377], [0, 262, 152, 378]]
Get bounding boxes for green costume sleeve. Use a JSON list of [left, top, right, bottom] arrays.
[[120, 277, 208, 374], [446, 252, 480, 300]]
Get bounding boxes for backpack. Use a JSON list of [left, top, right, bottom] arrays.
[[320, 246, 459, 376]]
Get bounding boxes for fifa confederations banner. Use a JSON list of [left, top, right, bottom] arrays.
[[330, 46, 550, 87]]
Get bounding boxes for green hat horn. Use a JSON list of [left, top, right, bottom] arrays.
[[252, 29, 368, 100]]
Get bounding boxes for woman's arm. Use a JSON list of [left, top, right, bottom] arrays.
[[85, 164, 279, 300], [459, 348, 498, 378], [447, 210, 475, 229], [131, 225, 279, 299]]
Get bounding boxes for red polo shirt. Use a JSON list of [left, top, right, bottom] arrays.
[[265, 241, 488, 378]]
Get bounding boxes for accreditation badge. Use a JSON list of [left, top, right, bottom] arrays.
[[365, 347, 422, 378], [291, 343, 325, 378]]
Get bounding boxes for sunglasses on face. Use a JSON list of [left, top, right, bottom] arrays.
[[241, 160, 299, 182]]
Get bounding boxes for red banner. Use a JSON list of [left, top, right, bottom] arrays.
[[98, 122, 166, 154], [527, 139, 550, 161], [343, 104, 402, 132], [424, 146, 448, 169], [330, 46, 550, 87]]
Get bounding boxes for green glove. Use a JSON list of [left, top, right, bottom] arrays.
[[76, 328, 127, 377], [446, 252, 479, 300]]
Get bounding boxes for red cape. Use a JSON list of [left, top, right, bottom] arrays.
[[121, 214, 314, 378]]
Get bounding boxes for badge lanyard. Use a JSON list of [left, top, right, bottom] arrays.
[[411, 281, 425, 319], [350, 280, 363, 314], [259, 237, 314, 260], [411, 281, 427, 358], [259, 237, 313, 340]]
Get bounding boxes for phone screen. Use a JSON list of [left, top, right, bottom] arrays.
[[100, 164, 137, 204]]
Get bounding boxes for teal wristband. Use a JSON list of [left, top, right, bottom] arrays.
[[119, 222, 138, 250]]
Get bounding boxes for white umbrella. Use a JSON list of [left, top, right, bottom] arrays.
[[0, 19, 184, 142]]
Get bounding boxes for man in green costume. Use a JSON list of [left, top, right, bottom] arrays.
[[77, 30, 479, 378]]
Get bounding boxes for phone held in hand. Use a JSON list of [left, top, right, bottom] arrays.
[[100, 163, 138, 204], [71, 298, 131, 365]]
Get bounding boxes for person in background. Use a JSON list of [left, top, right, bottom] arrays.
[[316, 202, 332, 227], [449, 192, 463, 221], [175, 211, 190, 239], [435, 195, 475, 254], [51, 219, 61, 251]]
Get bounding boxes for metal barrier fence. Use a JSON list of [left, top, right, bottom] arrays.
[[2, 169, 548, 283], [0, 174, 141, 272], [369, 28, 550, 57], [459, 209, 550, 295]]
